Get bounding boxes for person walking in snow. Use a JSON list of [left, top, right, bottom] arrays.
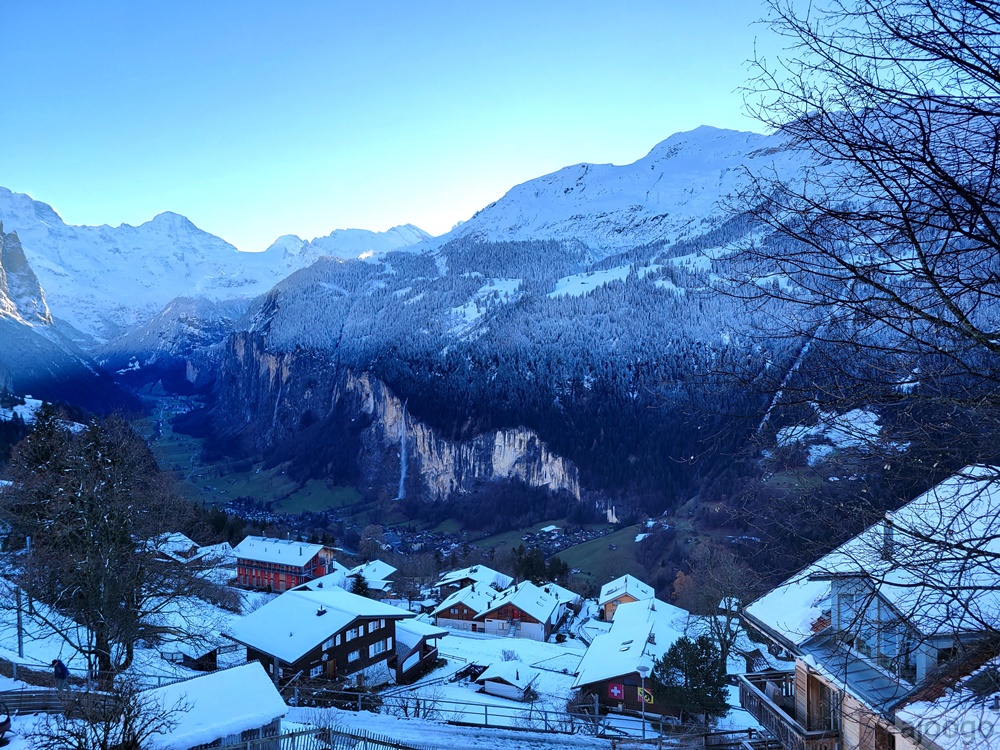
[[51, 659, 68, 691]]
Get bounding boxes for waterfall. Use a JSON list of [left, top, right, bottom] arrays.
[[397, 400, 408, 500]]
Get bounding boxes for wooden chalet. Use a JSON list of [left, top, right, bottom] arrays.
[[431, 584, 497, 632], [393, 618, 448, 684], [475, 581, 560, 641], [573, 597, 688, 719], [437, 564, 512, 592], [224, 587, 411, 685], [598, 574, 654, 621]]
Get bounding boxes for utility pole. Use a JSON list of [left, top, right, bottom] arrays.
[[15, 586, 23, 658]]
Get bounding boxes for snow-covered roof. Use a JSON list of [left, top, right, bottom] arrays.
[[895, 654, 1000, 750], [198, 541, 235, 564], [431, 584, 497, 618], [349, 559, 397, 581], [744, 576, 832, 647], [478, 581, 559, 625], [747, 466, 1000, 642], [153, 533, 199, 556], [395, 618, 449, 650], [146, 662, 286, 750], [599, 575, 654, 606], [438, 565, 513, 591], [293, 561, 351, 591], [225, 588, 411, 664], [574, 597, 687, 688], [234, 536, 327, 566], [542, 582, 582, 606], [476, 661, 540, 690]]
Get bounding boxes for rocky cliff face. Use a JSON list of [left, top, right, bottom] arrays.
[[214, 331, 580, 502], [0, 223, 51, 325]]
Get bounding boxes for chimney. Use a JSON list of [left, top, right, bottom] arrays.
[[881, 517, 895, 561]]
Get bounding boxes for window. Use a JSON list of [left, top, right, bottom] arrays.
[[369, 640, 387, 658], [322, 637, 334, 651], [310, 665, 323, 678], [874, 725, 896, 750], [348, 650, 360, 663], [368, 621, 378, 634], [336, 634, 341, 647]]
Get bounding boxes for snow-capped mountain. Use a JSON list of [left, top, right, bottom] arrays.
[[0, 187, 431, 342], [264, 224, 433, 262], [0, 224, 134, 411], [443, 126, 787, 255]]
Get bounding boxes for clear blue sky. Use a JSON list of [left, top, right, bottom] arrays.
[[1, 1, 776, 251]]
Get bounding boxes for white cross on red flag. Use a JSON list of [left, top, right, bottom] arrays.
[[608, 682, 624, 700]]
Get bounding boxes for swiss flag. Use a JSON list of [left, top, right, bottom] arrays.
[[608, 682, 625, 700]]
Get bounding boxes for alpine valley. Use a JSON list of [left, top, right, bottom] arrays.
[[0, 126, 908, 557]]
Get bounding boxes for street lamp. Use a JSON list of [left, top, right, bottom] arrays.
[[637, 665, 650, 740]]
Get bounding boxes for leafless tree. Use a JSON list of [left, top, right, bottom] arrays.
[[673, 543, 760, 666], [727, 0, 1000, 725], [1, 408, 225, 681], [26, 677, 189, 750], [731, 0, 1000, 463]]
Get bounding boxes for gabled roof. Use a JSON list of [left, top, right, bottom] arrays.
[[234, 536, 327, 566], [542, 582, 582, 605], [152, 532, 201, 561], [747, 466, 1000, 643], [599, 575, 654, 606], [224, 587, 410, 664], [477, 581, 560, 625], [573, 597, 687, 688], [573, 625, 654, 688], [431, 584, 497, 618], [476, 662, 540, 690], [292, 561, 352, 592], [146, 662, 286, 750], [349, 559, 397, 581], [438, 565, 513, 591]]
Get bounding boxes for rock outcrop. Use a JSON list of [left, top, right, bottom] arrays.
[[213, 331, 580, 503]]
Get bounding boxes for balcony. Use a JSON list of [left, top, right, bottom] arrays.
[[737, 671, 840, 750]]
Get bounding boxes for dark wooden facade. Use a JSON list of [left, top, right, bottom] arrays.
[[580, 671, 680, 719], [245, 615, 402, 684]]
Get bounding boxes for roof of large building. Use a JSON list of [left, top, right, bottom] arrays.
[[746, 466, 1000, 644], [225, 587, 411, 664], [598, 575, 654, 606], [234, 536, 328, 566]]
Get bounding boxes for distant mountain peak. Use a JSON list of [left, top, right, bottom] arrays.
[[143, 211, 200, 232]]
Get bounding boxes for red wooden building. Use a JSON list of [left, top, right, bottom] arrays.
[[234, 536, 335, 592]]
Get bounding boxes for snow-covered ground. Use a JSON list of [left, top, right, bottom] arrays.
[[384, 629, 586, 727], [449, 278, 521, 334], [0, 571, 269, 686], [286, 707, 613, 749]]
